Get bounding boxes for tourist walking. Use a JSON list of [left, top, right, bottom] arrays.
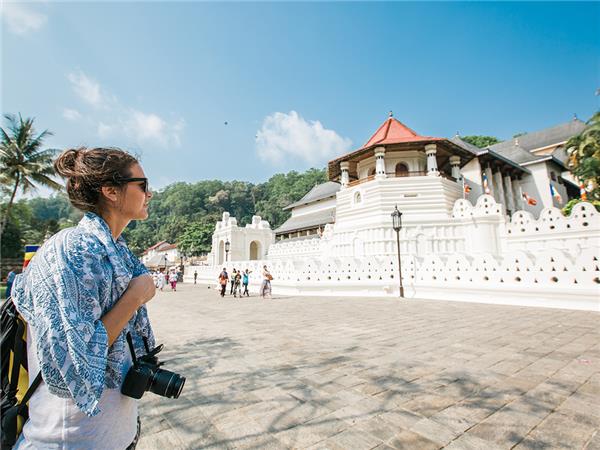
[[229, 269, 237, 295], [194, 270, 198, 284], [169, 271, 178, 291], [232, 270, 241, 298], [11, 147, 157, 449], [260, 265, 272, 298], [218, 268, 228, 297], [242, 269, 251, 297], [156, 270, 165, 291], [5, 269, 16, 299]]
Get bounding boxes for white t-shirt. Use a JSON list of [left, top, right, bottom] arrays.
[[15, 326, 138, 450]]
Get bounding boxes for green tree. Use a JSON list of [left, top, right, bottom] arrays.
[[0, 114, 61, 237], [461, 135, 501, 148], [254, 168, 327, 228], [178, 218, 217, 255], [0, 215, 23, 258], [566, 111, 600, 201]]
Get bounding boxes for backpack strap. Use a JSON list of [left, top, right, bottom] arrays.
[[17, 372, 42, 415], [8, 319, 25, 396]]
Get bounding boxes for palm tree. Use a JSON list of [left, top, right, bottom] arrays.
[[566, 111, 600, 201], [0, 114, 62, 237]]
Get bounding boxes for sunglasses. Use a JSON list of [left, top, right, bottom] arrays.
[[123, 177, 149, 193], [111, 175, 149, 193]]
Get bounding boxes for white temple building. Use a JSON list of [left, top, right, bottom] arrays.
[[190, 114, 599, 311]]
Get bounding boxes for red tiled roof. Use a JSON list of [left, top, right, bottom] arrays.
[[362, 116, 443, 149], [142, 241, 170, 255]]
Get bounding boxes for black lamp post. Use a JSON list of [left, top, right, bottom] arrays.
[[391, 205, 405, 298], [225, 240, 230, 262]]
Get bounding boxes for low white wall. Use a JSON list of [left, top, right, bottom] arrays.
[[186, 243, 600, 311], [192, 200, 600, 311], [505, 202, 599, 253]]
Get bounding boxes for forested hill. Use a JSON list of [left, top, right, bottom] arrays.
[[2, 168, 327, 258]]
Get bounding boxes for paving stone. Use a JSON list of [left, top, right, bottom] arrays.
[[387, 429, 440, 450], [328, 428, 382, 450], [467, 408, 544, 445], [409, 418, 457, 446], [515, 411, 597, 449], [443, 433, 504, 450], [134, 285, 600, 450]]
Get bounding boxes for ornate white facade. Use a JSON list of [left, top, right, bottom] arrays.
[[187, 116, 599, 311], [210, 212, 274, 265]]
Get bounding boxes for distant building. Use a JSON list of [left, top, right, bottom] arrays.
[[141, 241, 180, 268]]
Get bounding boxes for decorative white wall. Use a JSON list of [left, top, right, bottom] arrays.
[[192, 196, 599, 312]]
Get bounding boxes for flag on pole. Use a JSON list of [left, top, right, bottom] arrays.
[[463, 179, 471, 195], [522, 192, 537, 206], [550, 184, 562, 204], [482, 172, 491, 194], [580, 183, 587, 201], [23, 245, 39, 269]]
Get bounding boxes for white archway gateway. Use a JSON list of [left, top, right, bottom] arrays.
[[249, 241, 261, 260]]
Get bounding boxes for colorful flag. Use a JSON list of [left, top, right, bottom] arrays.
[[463, 180, 471, 194], [550, 184, 562, 204], [522, 192, 537, 206], [23, 244, 39, 269], [580, 184, 587, 201], [482, 172, 491, 194]]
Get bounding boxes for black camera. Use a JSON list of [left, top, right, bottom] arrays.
[[121, 332, 186, 400]]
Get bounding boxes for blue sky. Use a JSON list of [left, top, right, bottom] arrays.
[[2, 1, 599, 193]]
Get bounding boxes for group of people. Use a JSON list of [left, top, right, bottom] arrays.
[[150, 269, 180, 291], [218, 265, 273, 298]]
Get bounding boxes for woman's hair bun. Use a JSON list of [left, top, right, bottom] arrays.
[[53, 148, 81, 178], [52, 146, 138, 213]]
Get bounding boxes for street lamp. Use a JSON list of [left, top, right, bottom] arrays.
[[391, 205, 405, 298], [225, 240, 230, 262]]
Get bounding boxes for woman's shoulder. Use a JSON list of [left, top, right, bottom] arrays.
[[44, 226, 107, 266]]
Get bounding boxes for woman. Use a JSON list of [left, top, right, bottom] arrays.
[[242, 269, 251, 297], [12, 147, 156, 449], [168, 271, 178, 292], [156, 270, 165, 291], [260, 265, 272, 298]]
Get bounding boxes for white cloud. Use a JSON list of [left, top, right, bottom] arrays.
[[62, 108, 81, 121], [64, 70, 184, 148], [1, 3, 47, 35], [256, 111, 352, 165], [97, 122, 114, 138], [67, 71, 106, 108]]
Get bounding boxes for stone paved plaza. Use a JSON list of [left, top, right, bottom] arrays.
[[137, 284, 600, 450]]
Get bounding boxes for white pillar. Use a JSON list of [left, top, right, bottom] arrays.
[[449, 155, 461, 180], [425, 144, 439, 176], [503, 174, 515, 212], [374, 147, 386, 179], [340, 161, 350, 188], [512, 178, 524, 210], [493, 170, 505, 209]]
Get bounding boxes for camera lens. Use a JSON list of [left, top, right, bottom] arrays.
[[149, 369, 186, 399]]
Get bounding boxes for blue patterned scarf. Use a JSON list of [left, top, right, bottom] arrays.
[[13, 212, 154, 416]]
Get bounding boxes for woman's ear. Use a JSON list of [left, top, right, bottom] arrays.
[[100, 185, 120, 203]]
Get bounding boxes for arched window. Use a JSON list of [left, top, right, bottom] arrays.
[[368, 167, 376, 177], [395, 163, 409, 177], [354, 191, 362, 204], [249, 241, 261, 260]]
